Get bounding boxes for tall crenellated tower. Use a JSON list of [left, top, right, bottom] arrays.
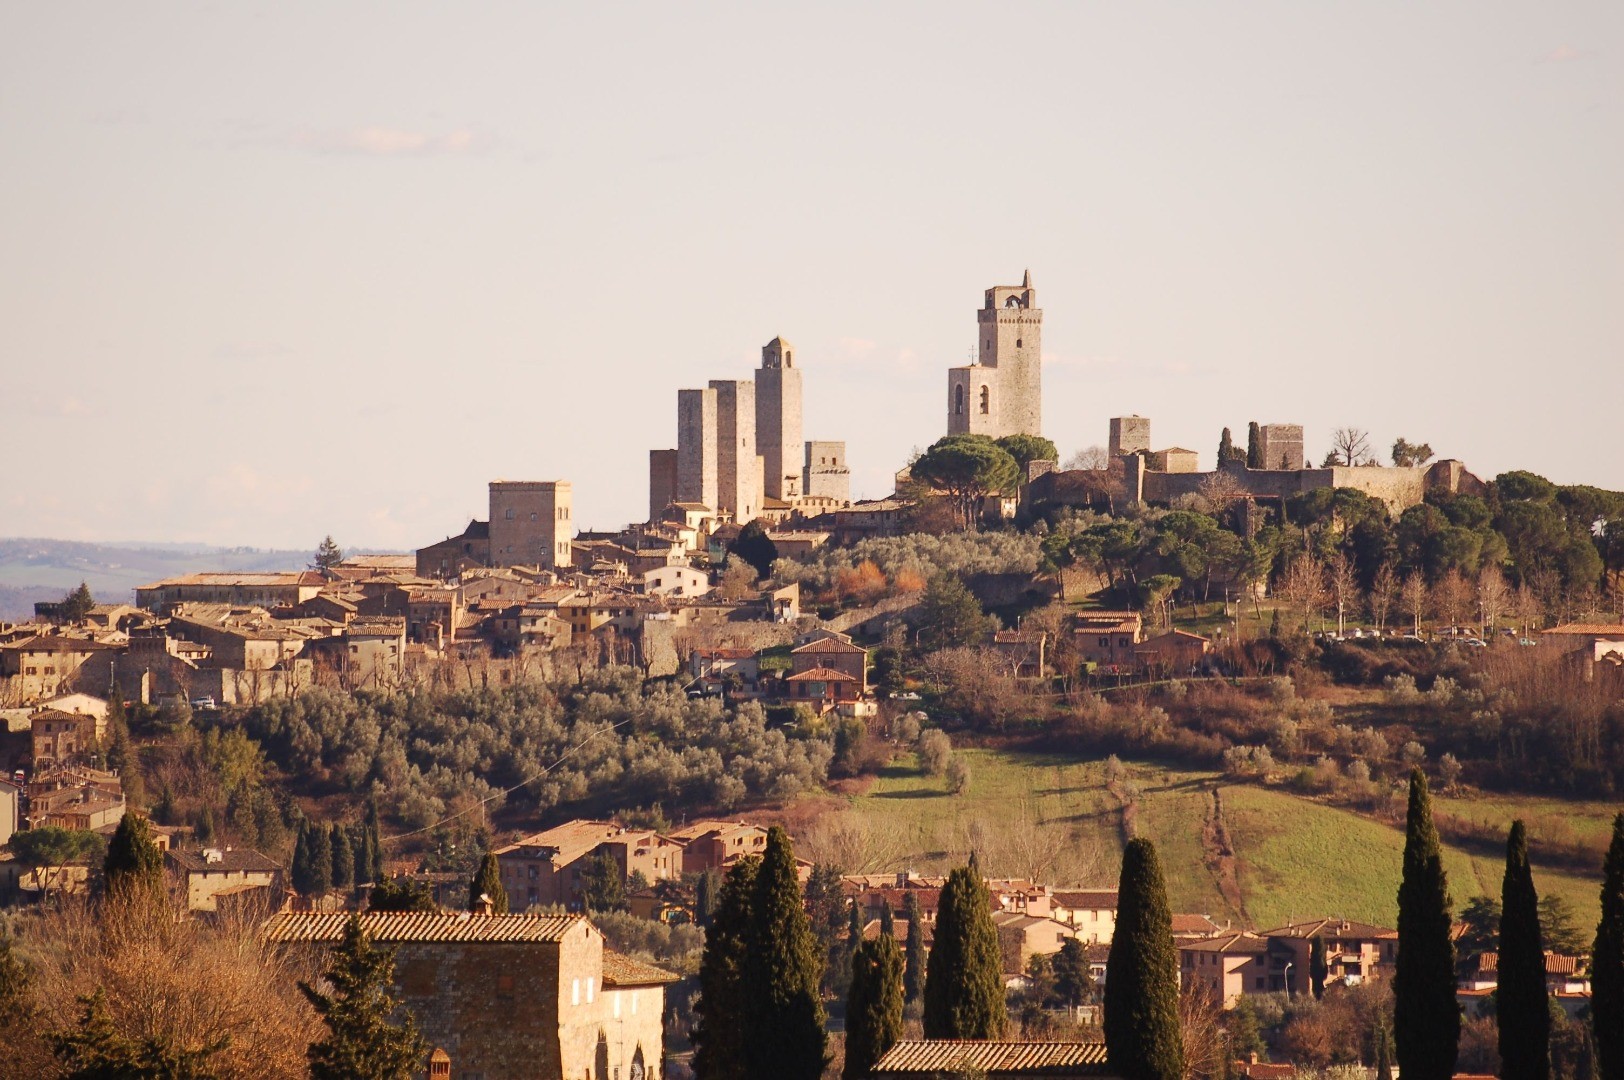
[[946, 270, 1042, 438], [756, 337, 803, 502]]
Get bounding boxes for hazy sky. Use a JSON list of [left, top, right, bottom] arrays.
[[2, 3, 1620, 552]]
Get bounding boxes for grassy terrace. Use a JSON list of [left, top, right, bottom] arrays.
[[832, 746, 1608, 932]]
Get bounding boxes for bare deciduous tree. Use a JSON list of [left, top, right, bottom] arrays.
[[1431, 572, 1473, 630], [1327, 552, 1357, 637], [1277, 553, 1328, 633], [1064, 445, 1110, 471], [1476, 565, 1510, 634], [1369, 563, 1399, 633], [1325, 427, 1373, 467], [1401, 572, 1429, 634]]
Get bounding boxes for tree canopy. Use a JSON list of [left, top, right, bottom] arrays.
[[1104, 838, 1183, 1080], [1394, 769, 1458, 1080], [923, 864, 1006, 1039], [300, 916, 427, 1080], [911, 435, 1020, 530]]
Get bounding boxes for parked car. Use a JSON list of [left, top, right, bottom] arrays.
[[189, 695, 216, 710]]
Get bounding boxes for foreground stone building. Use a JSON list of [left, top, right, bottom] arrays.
[[263, 911, 673, 1080]]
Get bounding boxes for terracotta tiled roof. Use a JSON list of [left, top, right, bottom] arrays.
[[791, 636, 866, 655], [1543, 623, 1624, 636], [167, 848, 282, 874], [1180, 932, 1267, 954], [1474, 951, 1587, 975], [262, 911, 584, 944], [1053, 889, 1118, 910], [600, 950, 679, 986], [785, 666, 860, 682], [1170, 914, 1224, 935], [1235, 1062, 1294, 1080], [873, 1040, 1109, 1075], [1258, 918, 1396, 940]]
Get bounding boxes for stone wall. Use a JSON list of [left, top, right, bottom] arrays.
[[710, 379, 760, 524], [804, 440, 850, 502], [677, 387, 718, 512], [757, 339, 803, 502]]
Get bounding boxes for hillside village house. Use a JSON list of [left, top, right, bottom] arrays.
[[134, 572, 325, 614], [0, 635, 119, 702], [0, 778, 19, 847], [1259, 918, 1398, 995], [1072, 611, 1142, 672], [1181, 932, 1270, 1006], [1132, 629, 1213, 676], [1051, 888, 1118, 944], [263, 912, 673, 1080], [666, 820, 769, 875], [495, 821, 682, 910], [991, 629, 1047, 678], [30, 708, 106, 765], [167, 847, 283, 912], [789, 633, 867, 687]]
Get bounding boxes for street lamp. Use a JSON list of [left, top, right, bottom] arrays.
[[1283, 961, 1295, 1000]]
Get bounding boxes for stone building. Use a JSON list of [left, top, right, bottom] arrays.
[[1108, 415, 1151, 458], [803, 440, 850, 503], [946, 271, 1043, 439], [756, 336, 803, 501], [262, 911, 674, 1080], [489, 481, 574, 571], [495, 820, 683, 911], [709, 379, 761, 524], [647, 449, 678, 521], [675, 387, 718, 515], [134, 572, 325, 614], [167, 847, 283, 912], [0, 635, 118, 702], [1256, 423, 1305, 471]]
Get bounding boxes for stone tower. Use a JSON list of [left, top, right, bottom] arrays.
[[487, 481, 573, 570], [676, 388, 718, 512], [803, 441, 849, 503], [946, 270, 1043, 439], [756, 337, 803, 502], [709, 379, 761, 525], [1109, 416, 1151, 458]]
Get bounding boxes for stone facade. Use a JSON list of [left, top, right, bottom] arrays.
[[1256, 424, 1305, 471], [262, 913, 671, 1080], [647, 449, 678, 521], [756, 337, 803, 501], [708, 379, 761, 524], [676, 387, 718, 513], [946, 271, 1043, 438], [489, 481, 574, 570], [1108, 415, 1151, 458], [803, 440, 850, 502], [1147, 447, 1199, 473]]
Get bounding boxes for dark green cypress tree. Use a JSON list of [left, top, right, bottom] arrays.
[[308, 821, 333, 898], [291, 823, 315, 895], [743, 827, 826, 1079], [1219, 428, 1237, 464], [1246, 422, 1262, 469], [1500, 820, 1550, 1080], [365, 801, 385, 883], [903, 892, 925, 1004], [1591, 813, 1624, 1080], [695, 868, 719, 928], [300, 916, 427, 1080], [1375, 1025, 1394, 1080], [330, 823, 354, 892], [693, 858, 757, 1080], [468, 852, 508, 914], [350, 824, 369, 888], [879, 898, 895, 940], [923, 864, 1006, 1039], [102, 813, 164, 904], [1394, 769, 1458, 1080], [844, 936, 904, 1080], [1309, 936, 1328, 1000], [849, 896, 863, 946], [1105, 837, 1183, 1080]]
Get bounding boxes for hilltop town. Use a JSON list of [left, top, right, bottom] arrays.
[[3, 273, 1623, 1080]]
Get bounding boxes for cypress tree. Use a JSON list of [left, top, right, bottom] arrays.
[[1394, 769, 1458, 1080], [1246, 422, 1262, 469], [308, 821, 333, 898], [1500, 820, 1550, 1080], [879, 898, 895, 940], [350, 824, 370, 888], [468, 852, 508, 914], [695, 868, 719, 928], [1592, 813, 1624, 1080], [1105, 837, 1183, 1080], [365, 801, 385, 883], [1375, 1025, 1394, 1080], [844, 936, 904, 1080], [300, 915, 427, 1080], [743, 826, 826, 1079], [923, 864, 1006, 1039], [103, 813, 164, 904], [903, 892, 925, 1004], [1218, 428, 1237, 464], [291, 823, 314, 895], [693, 858, 757, 1080], [1309, 936, 1328, 1000], [330, 823, 354, 892]]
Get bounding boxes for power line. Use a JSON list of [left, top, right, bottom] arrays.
[[380, 716, 636, 844]]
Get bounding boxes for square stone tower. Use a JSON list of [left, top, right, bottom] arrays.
[[804, 440, 850, 502], [488, 481, 573, 570], [648, 449, 678, 520], [946, 270, 1043, 438], [709, 379, 760, 525], [756, 337, 804, 502], [676, 388, 718, 512], [1109, 416, 1152, 458], [1257, 424, 1306, 471]]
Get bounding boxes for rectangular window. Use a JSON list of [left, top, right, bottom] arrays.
[[572, 978, 580, 1005], [586, 977, 595, 1003]]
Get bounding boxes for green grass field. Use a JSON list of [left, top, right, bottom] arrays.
[[830, 746, 1609, 933]]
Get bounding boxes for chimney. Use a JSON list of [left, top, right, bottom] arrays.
[[473, 894, 495, 916]]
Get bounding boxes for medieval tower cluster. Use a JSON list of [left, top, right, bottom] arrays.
[[649, 337, 850, 527], [945, 270, 1044, 439]]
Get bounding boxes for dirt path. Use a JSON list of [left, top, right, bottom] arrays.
[[1201, 785, 1250, 925]]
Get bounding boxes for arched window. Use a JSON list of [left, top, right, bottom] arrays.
[[953, 384, 964, 416], [1005, 295, 1023, 308], [979, 385, 990, 414], [1016, 338, 1022, 348]]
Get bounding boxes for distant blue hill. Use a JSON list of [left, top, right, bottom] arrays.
[[0, 538, 402, 620]]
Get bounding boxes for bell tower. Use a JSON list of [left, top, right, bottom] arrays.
[[946, 270, 1043, 438]]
